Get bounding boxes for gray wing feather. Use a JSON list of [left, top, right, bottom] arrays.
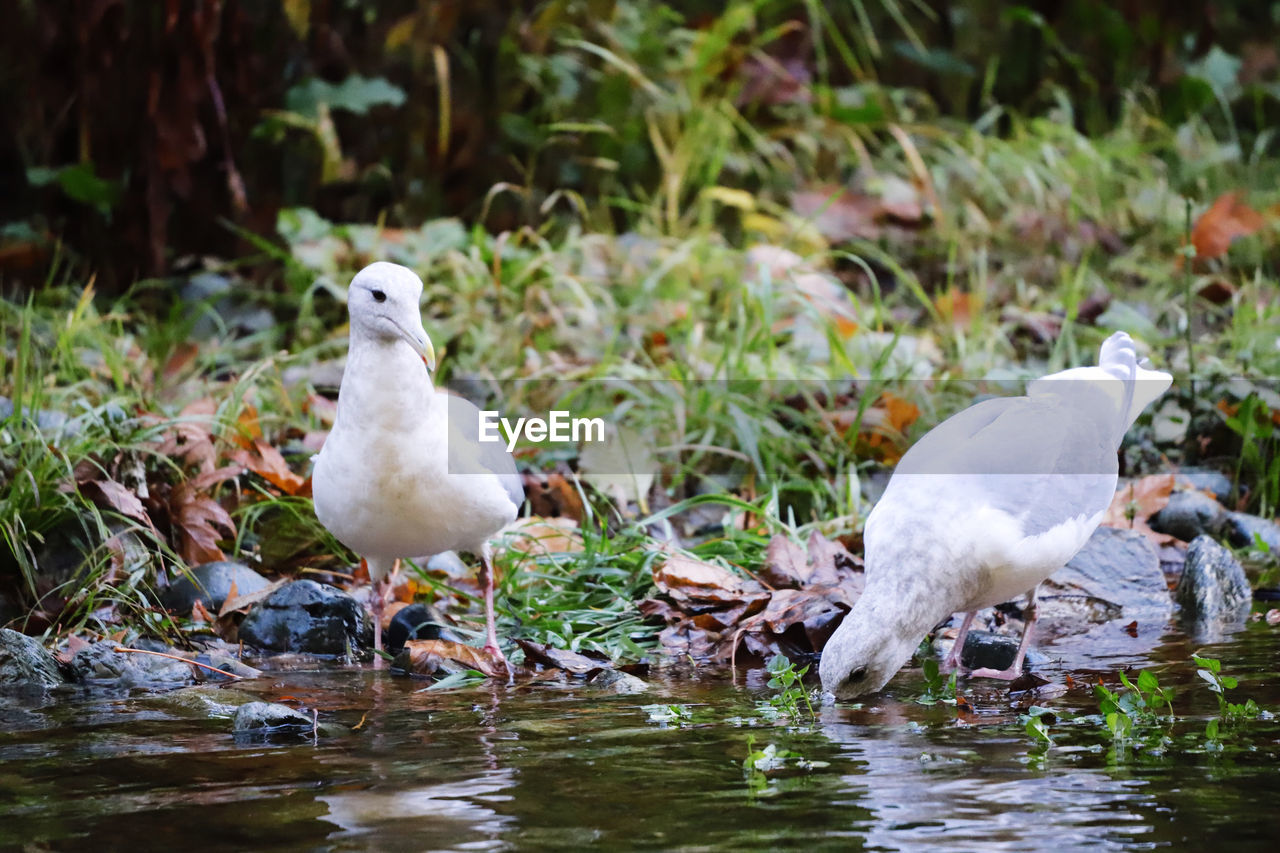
[[892, 392, 1118, 536], [443, 393, 525, 508]]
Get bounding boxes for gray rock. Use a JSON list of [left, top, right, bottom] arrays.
[[1031, 527, 1175, 671], [1175, 468, 1235, 504], [232, 700, 314, 732], [1222, 512, 1280, 552], [0, 395, 72, 434], [162, 561, 270, 613], [68, 640, 201, 687], [1149, 490, 1227, 541], [1176, 535, 1252, 638], [1042, 526, 1174, 623], [238, 580, 372, 656], [0, 629, 65, 690], [586, 668, 649, 695], [151, 685, 262, 719], [954, 630, 1050, 672]]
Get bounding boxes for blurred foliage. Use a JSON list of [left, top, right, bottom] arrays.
[[1, 0, 1278, 290]]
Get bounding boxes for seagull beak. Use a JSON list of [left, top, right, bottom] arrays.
[[393, 318, 436, 371], [417, 333, 437, 372]]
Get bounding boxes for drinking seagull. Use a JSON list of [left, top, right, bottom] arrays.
[[820, 332, 1171, 699], [312, 262, 523, 665]]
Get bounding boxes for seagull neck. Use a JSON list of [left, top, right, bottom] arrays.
[[338, 336, 435, 428], [855, 558, 959, 647]]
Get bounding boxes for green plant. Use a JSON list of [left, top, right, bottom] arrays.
[[1221, 393, 1280, 516], [1194, 655, 1261, 721], [741, 733, 828, 794], [1094, 668, 1175, 739], [1022, 705, 1055, 746], [761, 653, 817, 722], [915, 657, 957, 706]]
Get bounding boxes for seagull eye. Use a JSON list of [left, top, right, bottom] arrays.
[[371, 289, 387, 303]]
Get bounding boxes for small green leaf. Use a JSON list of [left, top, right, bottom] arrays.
[[1136, 670, 1159, 693]]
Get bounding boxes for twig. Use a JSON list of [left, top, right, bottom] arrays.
[[112, 645, 241, 679]]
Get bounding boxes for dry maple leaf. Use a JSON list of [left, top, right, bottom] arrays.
[[227, 438, 307, 495], [169, 481, 236, 564], [1102, 473, 1177, 547], [1190, 192, 1265, 261]]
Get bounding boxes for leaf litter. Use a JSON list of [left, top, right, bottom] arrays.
[[640, 534, 863, 664]]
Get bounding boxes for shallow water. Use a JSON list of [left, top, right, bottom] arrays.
[[3, 622, 1280, 852]]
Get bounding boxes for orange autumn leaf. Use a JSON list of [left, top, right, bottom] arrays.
[[227, 438, 307, 495], [880, 391, 921, 433], [1102, 473, 1176, 547], [935, 289, 973, 329], [1190, 192, 1265, 261]]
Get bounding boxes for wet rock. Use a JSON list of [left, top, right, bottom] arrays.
[[955, 631, 1050, 672], [0, 629, 65, 690], [1175, 467, 1235, 504], [152, 685, 262, 719], [162, 561, 270, 613], [238, 580, 372, 656], [1221, 512, 1280, 552], [68, 640, 201, 687], [1041, 527, 1174, 624], [1176, 535, 1252, 637], [1025, 527, 1175, 671], [232, 701, 314, 732], [385, 603, 460, 653], [586, 668, 649, 695], [1149, 490, 1227, 542]]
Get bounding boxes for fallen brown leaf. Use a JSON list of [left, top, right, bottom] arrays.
[[514, 638, 610, 675], [1102, 474, 1176, 546], [522, 470, 585, 521], [227, 438, 307, 495], [79, 478, 155, 530], [170, 481, 236, 564], [402, 639, 507, 679]]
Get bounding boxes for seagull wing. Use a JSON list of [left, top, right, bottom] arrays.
[[442, 392, 525, 508], [891, 392, 1118, 536]]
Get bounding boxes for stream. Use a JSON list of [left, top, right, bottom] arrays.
[[2, 621, 1279, 851]]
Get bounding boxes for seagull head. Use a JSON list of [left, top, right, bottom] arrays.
[[347, 262, 437, 371], [819, 613, 920, 700]]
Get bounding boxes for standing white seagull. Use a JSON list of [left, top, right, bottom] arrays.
[[312, 262, 523, 664], [820, 332, 1171, 699]]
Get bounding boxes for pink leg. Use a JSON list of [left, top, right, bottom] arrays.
[[367, 558, 396, 670], [479, 545, 511, 679], [943, 610, 977, 672], [971, 586, 1039, 680]]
